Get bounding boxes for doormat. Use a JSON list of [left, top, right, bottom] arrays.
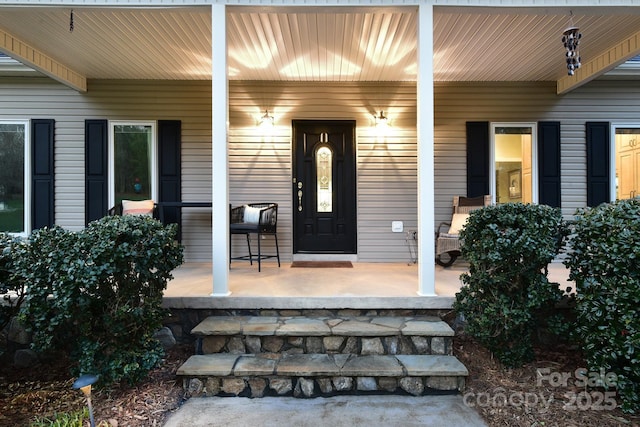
[[291, 261, 353, 268]]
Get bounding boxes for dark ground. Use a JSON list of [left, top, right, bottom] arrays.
[[1, 337, 639, 426]]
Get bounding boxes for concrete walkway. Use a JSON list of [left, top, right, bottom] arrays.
[[163, 395, 487, 427]]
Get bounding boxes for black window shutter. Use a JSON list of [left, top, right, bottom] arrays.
[[537, 121, 561, 207], [158, 120, 182, 229], [586, 122, 610, 207], [85, 120, 108, 225], [31, 119, 55, 230], [466, 121, 490, 197]]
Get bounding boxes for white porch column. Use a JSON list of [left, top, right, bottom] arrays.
[[211, 4, 230, 296], [417, 4, 436, 296]]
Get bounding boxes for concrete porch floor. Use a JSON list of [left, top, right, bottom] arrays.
[[162, 261, 573, 311]]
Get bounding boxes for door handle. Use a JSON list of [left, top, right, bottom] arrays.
[[297, 181, 303, 211]]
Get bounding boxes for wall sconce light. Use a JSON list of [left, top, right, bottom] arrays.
[[72, 374, 98, 427], [259, 110, 274, 130], [374, 111, 388, 128], [562, 13, 581, 76]]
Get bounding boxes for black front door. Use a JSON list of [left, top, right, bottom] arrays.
[[292, 120, 356, 253]]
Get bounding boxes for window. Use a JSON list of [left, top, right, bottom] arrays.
[[108, 122, 157, 207], [613, 125, 640, 200], [316, 145, 333, 212], [0, 121, 29, 234], [491, 123, 537, 204]]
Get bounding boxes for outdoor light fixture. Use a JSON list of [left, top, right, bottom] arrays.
[[562, 13, 581, 76], [259, 110, 274, 129], [72, 374, 98, 427], [374, 110, 388, 128]]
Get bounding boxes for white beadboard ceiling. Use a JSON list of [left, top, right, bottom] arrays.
[[0, 5, 639, 82]]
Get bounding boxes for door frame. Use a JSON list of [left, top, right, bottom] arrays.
[[291, 119, 357, 256]]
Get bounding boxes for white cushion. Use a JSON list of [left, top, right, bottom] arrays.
[[243, 205, 261, 224], [448, 213, 470, 235], [122, 199, 155, 216]]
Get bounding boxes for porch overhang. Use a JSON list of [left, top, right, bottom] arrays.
[[557, 28, 640, 94], [0, 28, 87, 92], [2, 3, 640, 90]]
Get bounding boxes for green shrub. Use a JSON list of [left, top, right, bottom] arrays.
[[19, 215, 184, 386], [0, 233, 27, 332], [564, 199, 640, 413], [453, 203, 569, 367]]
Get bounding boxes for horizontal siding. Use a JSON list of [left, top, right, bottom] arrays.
[[0, 77, 213, 262], [2, 78, 640, 263], [434, 80, 640, 224], [229, 81, 417, 262]]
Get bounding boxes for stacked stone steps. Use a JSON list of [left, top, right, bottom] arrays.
[[177, 315, 468, 398]]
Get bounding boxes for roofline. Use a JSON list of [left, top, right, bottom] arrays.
[[0, 0, 638, 8]]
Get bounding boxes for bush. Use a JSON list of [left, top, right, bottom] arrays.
[[564, 199, 640, 413], [19, 215, 184, 386], [0, 233, 27, 333], [453, 203, 569, 367]]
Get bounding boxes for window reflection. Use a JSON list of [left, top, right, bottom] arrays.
[[0, 123, 26, 233], [114, 125, 152, 204]]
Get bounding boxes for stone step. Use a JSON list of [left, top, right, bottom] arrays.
[[192, 315, 454, 356], [177, 353, 468, 398]]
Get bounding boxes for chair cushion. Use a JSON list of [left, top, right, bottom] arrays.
[[122, 199, 155, 216], [230, 223, 259, 232], [243, 205, 261, 224], [458, 196, 486, 207], [448, 213, 470, 235], [438, 233, 459, 239]]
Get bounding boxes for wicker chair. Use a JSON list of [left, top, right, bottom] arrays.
[[435, 195, 491, 267], [229, 203, 280, 272]]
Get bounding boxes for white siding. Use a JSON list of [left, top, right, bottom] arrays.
[[0, 77, 213, 261], [229, 81, 418, 262], [2, 77, 640, 262], [433, 80, 640, 224]]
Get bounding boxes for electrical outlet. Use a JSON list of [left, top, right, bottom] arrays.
[[391, 221, 403, 232]]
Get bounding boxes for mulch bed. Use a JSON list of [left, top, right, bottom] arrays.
[[0, 344, 191, 427], [455, 334, 640, 427], [1, 337, 639, 426]]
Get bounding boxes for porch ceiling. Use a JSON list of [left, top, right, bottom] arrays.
[[0, 5, 639, 90]]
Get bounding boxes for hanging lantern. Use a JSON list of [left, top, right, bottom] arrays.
[[562, 26, 582, 76]]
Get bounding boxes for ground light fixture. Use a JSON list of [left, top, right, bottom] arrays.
[[72, 374, 98, 427]]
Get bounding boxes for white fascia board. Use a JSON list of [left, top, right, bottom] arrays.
[[0, 0, 633, 7], [0, 28, 86, 92], [557, 29, 640, 95]]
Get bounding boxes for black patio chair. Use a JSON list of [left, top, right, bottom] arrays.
[[229, 203, 280, 272]]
